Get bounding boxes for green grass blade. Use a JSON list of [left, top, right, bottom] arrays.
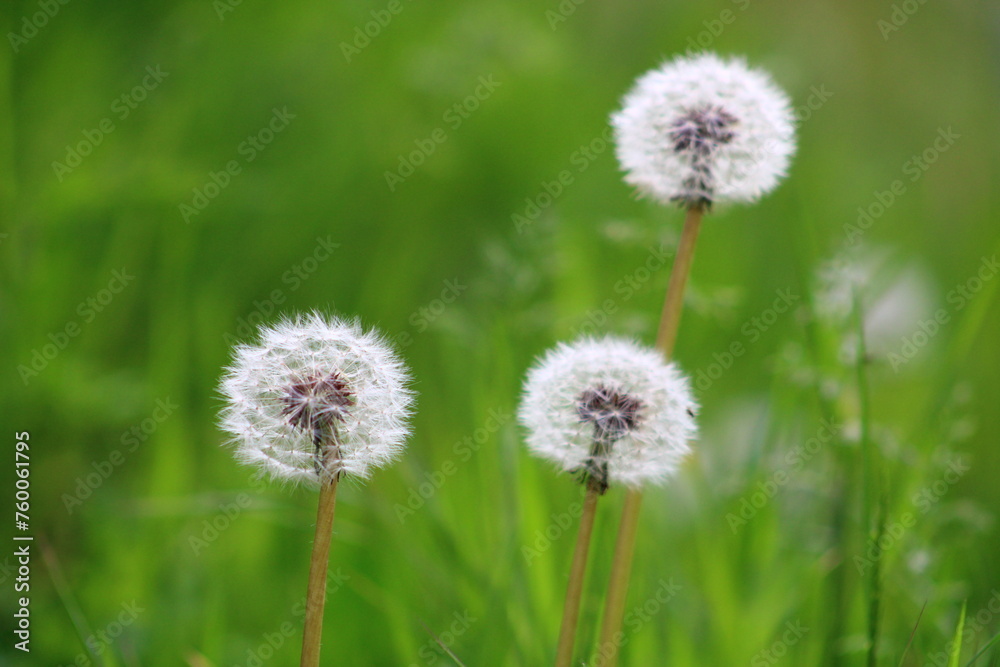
[[966, 628, 1000, 667], [948, 602, 968, 667]]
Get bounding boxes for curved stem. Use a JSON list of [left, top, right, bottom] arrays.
[[555, 484, 601, 667], [598, 204, 704, 666], [300, 473, 340, 667]]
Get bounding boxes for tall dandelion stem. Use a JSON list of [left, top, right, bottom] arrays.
[[598, 489, 643, 659], [598, 203, 704, 664], [301, 471, 340, 667], [655, 204, 705, 353], [554, 483, 601, 667]]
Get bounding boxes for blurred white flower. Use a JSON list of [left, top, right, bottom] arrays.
[[219, 312, 414, 486], [518, 336, 697, 491], [813, 247, 885, 324], [612, 52, 796, 207], [814, 245, 936, 358]]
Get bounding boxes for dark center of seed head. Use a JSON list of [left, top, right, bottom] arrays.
[[669, 105, 738, 154], [280, 371, 355, 435], [577, 384, 644, 440], [575, 384, 644, 494], [668, 105, 738, 208]]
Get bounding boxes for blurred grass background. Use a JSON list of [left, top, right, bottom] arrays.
[[2, 0, 999, 664]]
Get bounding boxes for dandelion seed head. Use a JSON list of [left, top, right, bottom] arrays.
[[518, 336, 697, 490], [612, 52, 796, 207], [813, 245, 936, 362], [219, 312, 414, 487]]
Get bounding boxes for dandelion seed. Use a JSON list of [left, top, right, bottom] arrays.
[[518, 336, 697, 491], [612, 52, 796, 207], [219, 312, 414, 486]]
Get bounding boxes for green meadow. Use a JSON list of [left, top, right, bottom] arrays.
[[2, 0, 998, 665]]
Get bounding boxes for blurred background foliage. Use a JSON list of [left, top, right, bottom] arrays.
[[1, 0, 999, 664]]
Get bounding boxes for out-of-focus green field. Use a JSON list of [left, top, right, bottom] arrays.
[[2, 0, 998, 665]]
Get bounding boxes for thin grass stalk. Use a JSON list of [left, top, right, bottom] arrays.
[[597, 203, 704, 665]]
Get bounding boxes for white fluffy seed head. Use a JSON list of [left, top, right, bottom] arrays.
[[813, 245, 936, 363], [219, 312, 414, 488], [518, 336, 697, 490], [612, 52, 796, 207]]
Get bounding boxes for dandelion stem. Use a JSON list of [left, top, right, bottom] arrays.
[[300, 472, 340, 667], [555, 483, 601, 667], [598, 203, 704, 665], [655, 204, 705, 355], [597, 488, 643, 663]]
